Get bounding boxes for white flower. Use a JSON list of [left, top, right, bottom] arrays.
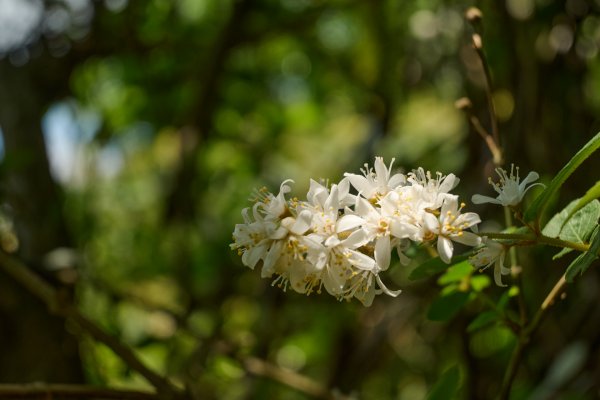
[[344, 271, 401, 307], [231, 206, 273, 269], [472, 165, 543, 207], [407, 167, 460, 210], [470, 239, 509, 286], [423, 197, 482, 263], [304, 183, 376, 296], [344, 157, 406, 202], [252, 179, 294, 219]]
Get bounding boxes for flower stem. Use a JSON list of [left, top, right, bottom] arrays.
[[498, 274, 567, 400], [503, 208, 528, 324], [480, 232, 591, 253]]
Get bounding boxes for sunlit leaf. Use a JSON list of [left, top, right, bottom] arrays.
[[542, 199, 600, 259], [561, 181, 600, 228], [470, 275, 491, 292], [524, 132, 600, 222], [438, 261, 473, 285], [409, 253, 471, 281]]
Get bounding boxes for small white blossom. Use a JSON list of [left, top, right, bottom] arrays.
[[344, 157, 406, 202], [470, 239, 509, 286], [423, 196, 482, 263], [407, 167, 460, 210], [472, 165, 543, 207]]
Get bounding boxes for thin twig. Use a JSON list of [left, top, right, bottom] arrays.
[[243, 357, 349, 400], [0, 384, 159, 399], [471, 32, 500, 147], [0, 252, 181, 399], [455, 97, 503, 164]]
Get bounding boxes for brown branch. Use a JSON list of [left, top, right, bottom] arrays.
[[0, 252, 182, 399], [456, 97, 503, 165], [0, 384, 159, 399]]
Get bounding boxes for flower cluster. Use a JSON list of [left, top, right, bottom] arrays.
[[231, 157, 482, 306]]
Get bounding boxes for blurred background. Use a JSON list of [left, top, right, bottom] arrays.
[[1, 0, 600, 399]]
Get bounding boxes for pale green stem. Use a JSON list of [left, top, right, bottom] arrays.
[[503, 208, 527, 324], [480, 232, 591, 253]]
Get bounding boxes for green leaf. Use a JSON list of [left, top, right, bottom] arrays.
[[427, 291, 470, 321], [524, 132, 600, 222], [426, 366, 461, 400], [470, 275, 491, 292], [565, 226, 600, 282], [467, 311, 499, 333], [542, 199, 600, 259], [409, 253, 471, 281], [438, 261, 473, 285], [561, 181, 600, 228]]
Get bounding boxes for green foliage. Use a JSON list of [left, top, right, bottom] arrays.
[[438, 261, 472, 285], [426, 366, 461, 400], [562, 181, 600, 228], [525, 132, 600, 222], [542, 199, 600, 259], [565, 226, 600, 282], [467, 311, 500, 333], [409, 253, 471, 281]]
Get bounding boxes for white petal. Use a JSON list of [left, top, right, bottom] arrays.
[[423, 213, 439, 232], [342, 229, 370, 248], [388, 173, 406, 189], [242, 244, 267, 269], [355, 196, 375, 218], [307, 179, 328, 206], [375, 236, 391, 271], [494, 260, 508, 287], [439, 173, 459, 193], [471, 194, 503, 205], [337, 215, 364, 232], [347, 249, 376, 270], [270, 226, 288, 240], [345, 174, 371, 195], [289, 263, 308, 293], [458, 212, 482, 227], [390, 220, 419, 239], [441, 195, 459, 216], [322, 266, 346, 295], [452, 231, 482, 247], [324, 185, 340, 211], [262, 241, 283, 277], [356, 283, 376, 307], [290, 210, 312, 235], [519, 171, 539, 189], [376, 274, 401, 297], [437, 237, 454, 263], [324, 235, 341, 248], [374, 157, 390, 183], [337, 177, 350, 198]]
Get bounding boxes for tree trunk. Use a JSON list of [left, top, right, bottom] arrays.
[[0, 59, 83, 383]]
